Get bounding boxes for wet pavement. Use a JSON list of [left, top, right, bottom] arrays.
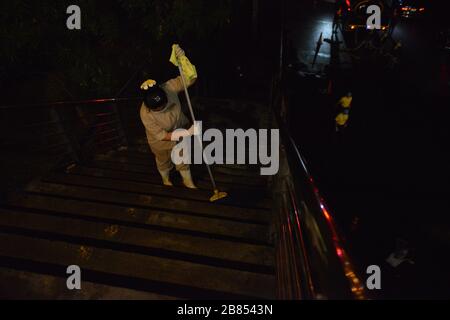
[[284, 0, 450, 299]]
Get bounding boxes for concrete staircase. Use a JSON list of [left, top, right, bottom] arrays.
[[0, 145, 275, 299]]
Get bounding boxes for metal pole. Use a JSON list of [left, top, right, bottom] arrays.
[[177, 64, 218, 192]]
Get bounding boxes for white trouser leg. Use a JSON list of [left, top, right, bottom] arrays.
[[158, 168, 173, 186], [179, 169, 197, 189]]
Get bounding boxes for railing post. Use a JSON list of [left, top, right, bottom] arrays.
[[111, 102, 129, 148], [48, 107, 80, 165]]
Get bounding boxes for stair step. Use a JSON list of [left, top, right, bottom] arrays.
[[0, 266, 179, 300], [88, 159, 267, 188], [4, 193, 273, 248], [67, 165, 271, 198], [24, 181, 271, 225], [105, 152, 265, 178], [0, 232, 276, 299], [44, 172, 271, 210], [0, 209, 274, 269]]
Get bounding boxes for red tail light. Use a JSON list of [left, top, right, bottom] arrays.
[[346, 0, 351, 11]]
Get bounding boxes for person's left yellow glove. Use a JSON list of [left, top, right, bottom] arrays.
[[170, 44, 197, 82], [140, 79, 157, 90]]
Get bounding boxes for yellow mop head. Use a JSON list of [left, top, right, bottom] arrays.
[[210, 190, 228, 202]]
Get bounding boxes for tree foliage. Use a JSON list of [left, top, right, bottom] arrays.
[[0, 0, 231, 98]]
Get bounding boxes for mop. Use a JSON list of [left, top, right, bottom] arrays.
[[173, 48, 228, 203]]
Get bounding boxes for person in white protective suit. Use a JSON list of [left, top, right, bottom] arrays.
[[139, 44, 197, 189]]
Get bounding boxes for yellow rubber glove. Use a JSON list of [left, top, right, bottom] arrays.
[[335, 113, 349, 126], [169, 44, 197, 83], [140, 79, 157, 90]]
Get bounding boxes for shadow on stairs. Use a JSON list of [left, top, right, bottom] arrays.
[[0, 147, 275, 300]]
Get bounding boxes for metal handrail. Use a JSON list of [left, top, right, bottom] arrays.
[[271, 76, 367, 299], [1, 96, 139, 192], [271, 0, 366, 299], [0, 97, 141, 110]]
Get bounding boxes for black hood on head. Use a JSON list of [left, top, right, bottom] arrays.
[[143, 86, 168, 110]]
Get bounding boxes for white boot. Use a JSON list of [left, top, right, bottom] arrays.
[[179, 169, 197, 189], [158, 169, 173, 186]]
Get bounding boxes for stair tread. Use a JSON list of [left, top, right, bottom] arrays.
[[0, 209, 274, 269], [88, 159, 267, 188], [106, 152, 266, 178], [68, 165, 271, 198], [6, 194, 271, 244], [24, 181, 270, 224], [46, 172, 271, 210], [0, 232, 276, 299], [0, 267, 179, 300]]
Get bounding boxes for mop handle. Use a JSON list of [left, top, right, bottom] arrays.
[[176, 63, 218, 191], [176, 64, 197, 124]]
